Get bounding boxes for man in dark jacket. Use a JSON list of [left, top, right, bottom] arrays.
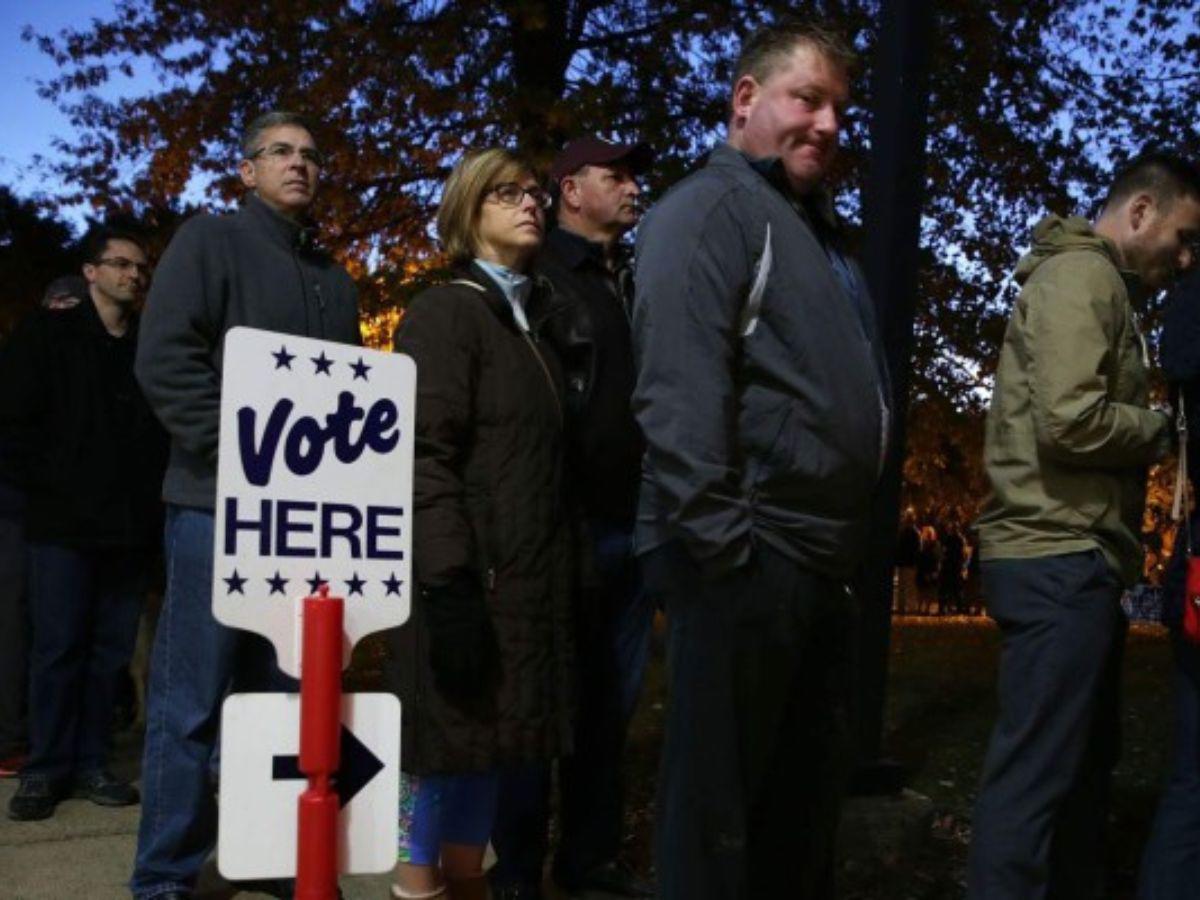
[[490, 137, 654, 899], [130, 110, 359, 900], [632, 20, 889, 900], [0, 226, 167, 821]]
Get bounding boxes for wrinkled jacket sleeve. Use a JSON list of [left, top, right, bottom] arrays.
[[1025, 255, 1168, 467], [393, 292, 476, 587], [135, 218, 223, 463], [632, 186, 755, 575]]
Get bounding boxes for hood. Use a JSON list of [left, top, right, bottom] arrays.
[[1014, 215, 1124, 285]]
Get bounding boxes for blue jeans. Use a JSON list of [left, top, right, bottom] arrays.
[[23, 542, 146, 780], [131, 506, 293, 899], [491, 519, 653, 889]]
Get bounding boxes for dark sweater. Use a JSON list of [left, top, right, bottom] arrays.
[[0, 298, 167, 548], [135, 193, 360, 510]]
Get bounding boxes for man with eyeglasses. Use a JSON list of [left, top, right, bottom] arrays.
[[489, 136, 654, 900], [0, 226, 167, 822], [130, 110, 359, 900]]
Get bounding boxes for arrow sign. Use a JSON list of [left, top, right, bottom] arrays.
[[218, 692, 400, 879], [271, 724, 385, 808]]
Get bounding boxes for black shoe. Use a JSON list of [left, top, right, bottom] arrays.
[[155, 893, 191, 900], [7, 774, 66, 821], [560, 860, 654, 898], [73, 770, 140, 806]]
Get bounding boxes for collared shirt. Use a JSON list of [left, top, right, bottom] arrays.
[[474, 258, 533, 332]]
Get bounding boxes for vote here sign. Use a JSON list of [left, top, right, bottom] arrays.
[[213, 327, 414, 676]]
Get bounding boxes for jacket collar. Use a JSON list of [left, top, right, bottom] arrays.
[[240, 192, 316, 253], [68, 290, 137, 341], [456, 262, 560, 330], [546, 227, 607, 270], [710, 143, 842, 237]]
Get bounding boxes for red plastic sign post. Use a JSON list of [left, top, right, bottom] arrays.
[[296, 585, 344, 900]]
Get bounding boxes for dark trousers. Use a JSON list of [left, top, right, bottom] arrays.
[[24, 541, 147, 781], [1139, 636, 1200, 900], [968, 550, 1126, 900], [491, 520, 654, 888], [0, 510, 28, 757], [646, 541, 857, 900]]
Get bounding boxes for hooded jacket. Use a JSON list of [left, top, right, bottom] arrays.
[[385, 265, 575, 774], [977, 214, 1170, 584]]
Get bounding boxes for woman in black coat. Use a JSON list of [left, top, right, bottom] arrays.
[[387, 148, 574, 900]]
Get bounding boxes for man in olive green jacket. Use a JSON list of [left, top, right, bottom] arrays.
[[971, 152, 1200, 900]]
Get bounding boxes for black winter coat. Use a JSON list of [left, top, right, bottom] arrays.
[[536, 228, 643, 524], [386, 265, 575, 774], [0, 299, 167, 548]]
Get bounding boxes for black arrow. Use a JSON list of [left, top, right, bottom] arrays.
[[272, 725, 386, 808]]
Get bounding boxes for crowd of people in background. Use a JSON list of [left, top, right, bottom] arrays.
[[893, 512, 983, 617], [2, 12, 1200, 900]]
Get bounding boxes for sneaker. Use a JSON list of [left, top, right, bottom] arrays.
[[73, 770, 140, 807], [7, 774, 65, 821], [0, 751, 27, 778]]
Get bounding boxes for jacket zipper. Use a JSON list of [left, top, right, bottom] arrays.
[[520, 329, 563, 424]]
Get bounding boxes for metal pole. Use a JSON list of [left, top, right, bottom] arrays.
[[854, 0, 934, 790]]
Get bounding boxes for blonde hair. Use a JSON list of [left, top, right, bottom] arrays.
[[437, 148, 536, 265]]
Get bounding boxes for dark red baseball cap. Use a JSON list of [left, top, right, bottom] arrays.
[[550, 136, 653, 181]]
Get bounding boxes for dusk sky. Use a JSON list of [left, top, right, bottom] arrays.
[[0, 0, 146, 213]]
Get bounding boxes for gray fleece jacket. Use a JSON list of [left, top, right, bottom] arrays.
[[135, 193, 360, 510]]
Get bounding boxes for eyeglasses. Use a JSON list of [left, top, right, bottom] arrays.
[[248, 142, 325, 168], [96, 257, 151, 276], [487, 182, 552, 209]]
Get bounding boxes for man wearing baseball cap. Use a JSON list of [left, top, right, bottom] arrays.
[[489, 136, 654, 900]]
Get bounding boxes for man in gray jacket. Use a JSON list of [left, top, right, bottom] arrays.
[[632, 19, 889, 900], [130, 111, 359, 900]]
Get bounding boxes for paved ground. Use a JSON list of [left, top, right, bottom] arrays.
[[0, 729, 394, 900]]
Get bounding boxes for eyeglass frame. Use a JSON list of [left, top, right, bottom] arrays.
[[94, 257, 152, 276], [247, 141, 326, 169], [485, 181, 552, 210]]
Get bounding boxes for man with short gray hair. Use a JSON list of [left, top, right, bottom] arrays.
[[130, 110, 359, 900]]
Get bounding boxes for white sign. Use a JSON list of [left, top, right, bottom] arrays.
[[214, 327, 415, 676], [217, 692, 401, 879]]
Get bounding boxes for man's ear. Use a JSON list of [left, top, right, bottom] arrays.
[[559, 176, 580, 212], [238, 158, 257, 190], [731, 75, 760, 126], [81, 262, 97, 286], [1128, 192, 1154, 232]]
